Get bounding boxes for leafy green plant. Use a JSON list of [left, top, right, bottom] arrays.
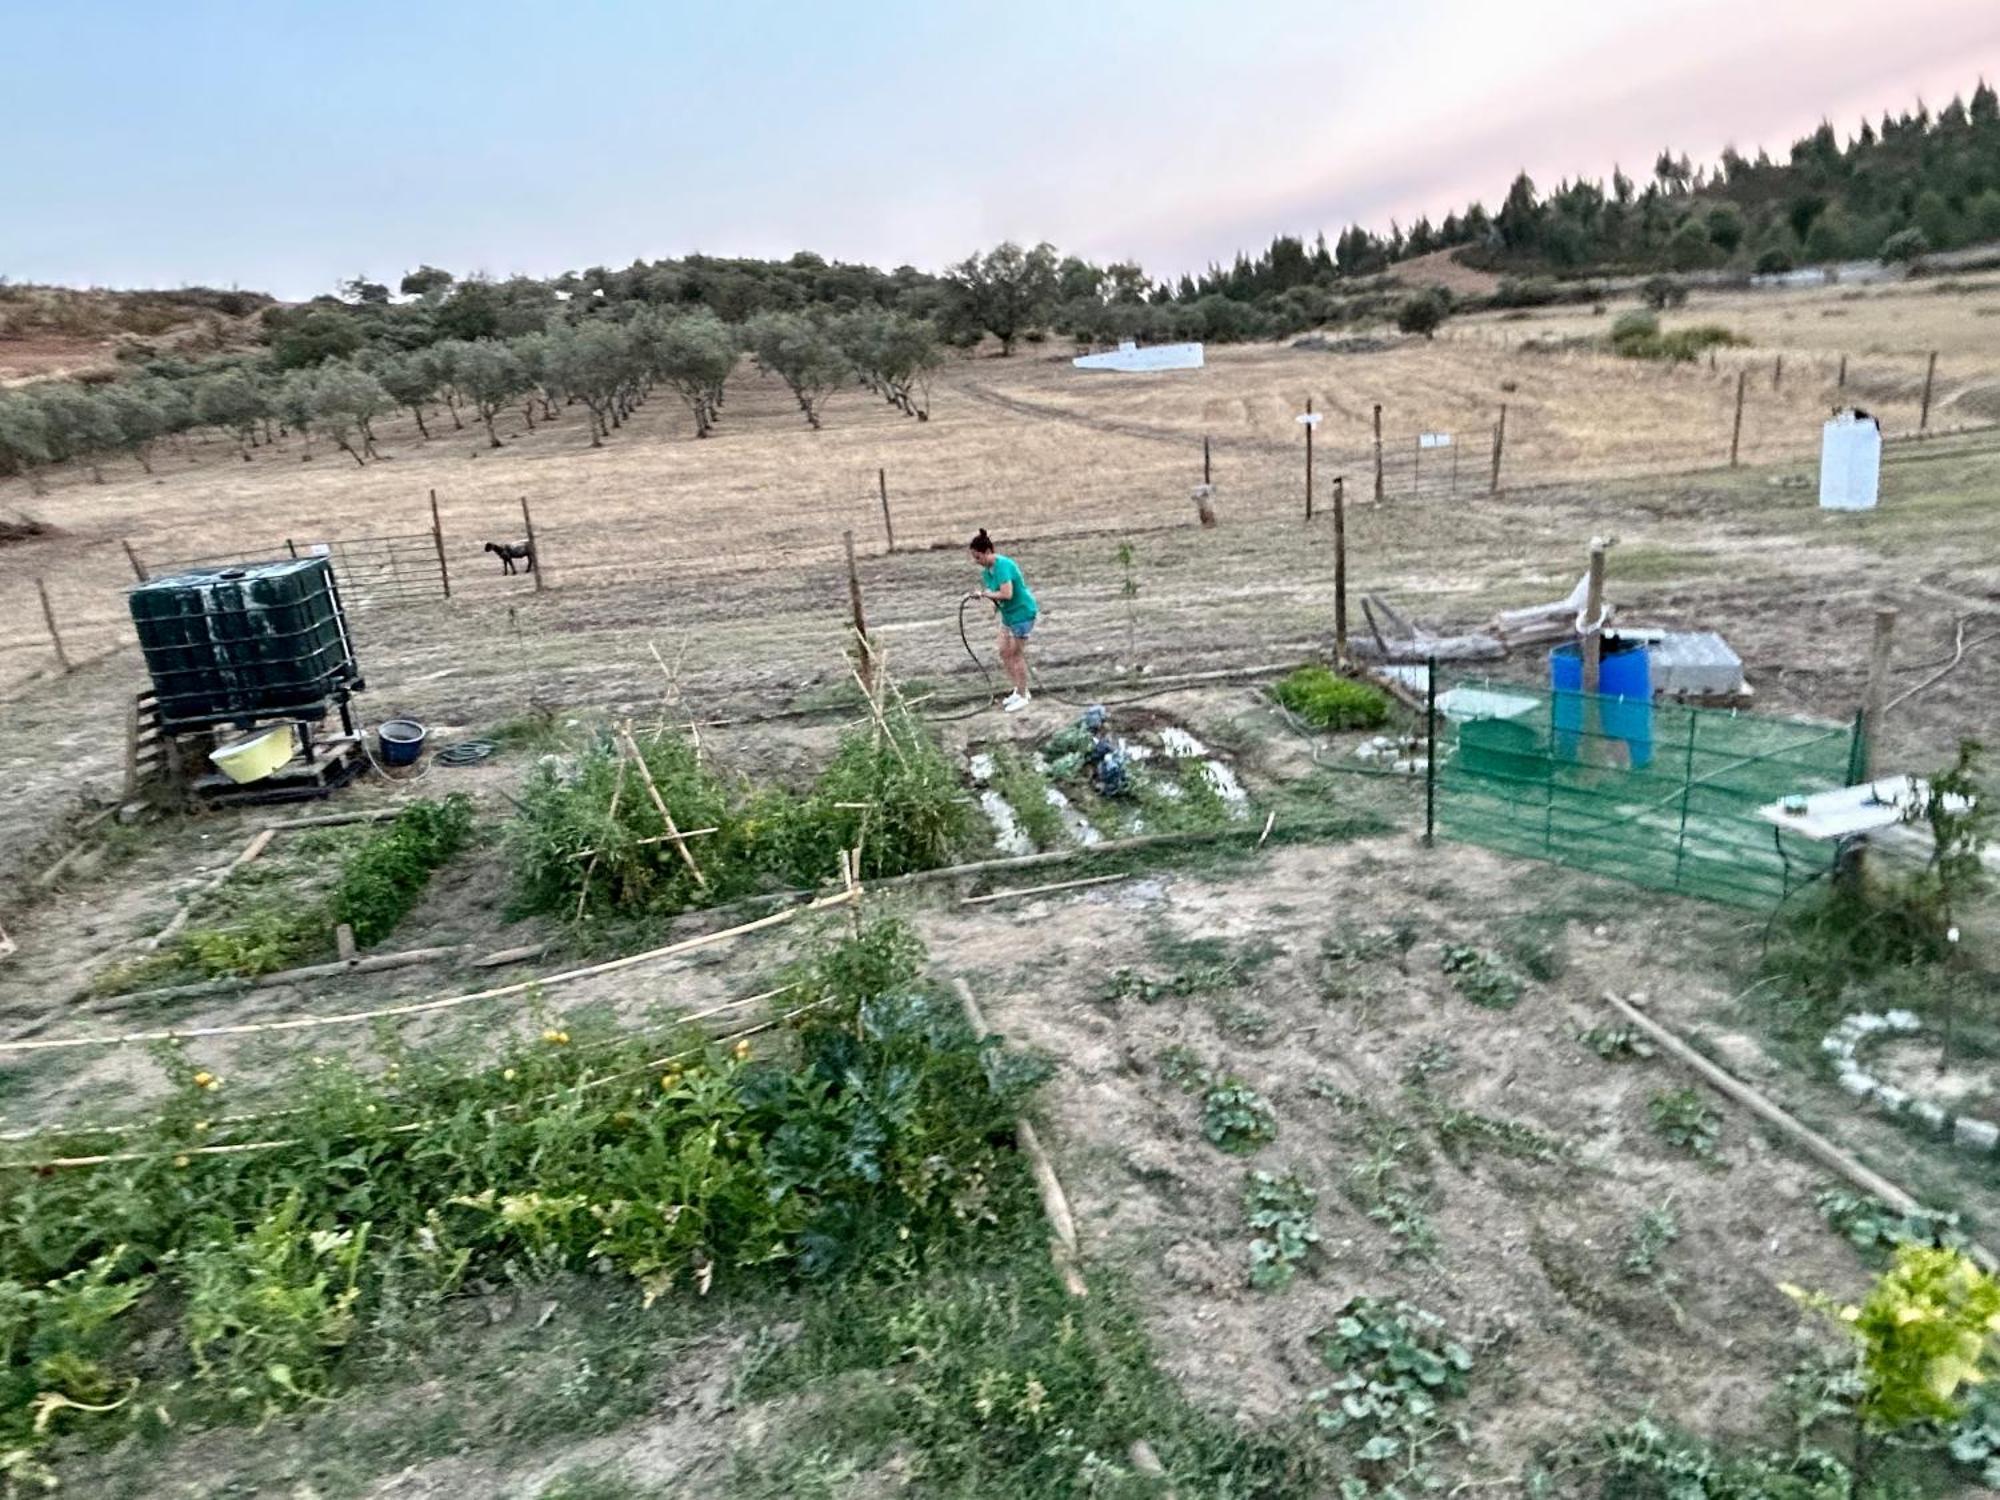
[[1273, 666, 1391, 732], [1648, 1087, 1723, 1164], [1201, 1079, 1277, 1154], [1344, 1111, 1438, 1260], [1593, 1417, 1858, 1499], [1243, 1171, 1318, 1290], [1439, 945, 1521, 1009], [1624, 1203, 1682, 1279], [1308, 1296, 1472, 1494], [1157, 1044, 1210, 1093], [331, 794, 474, 945], [1581, 1023, 1657, 1061], [988, 748, 1067, 851], [1948, 1385, 2000, 1490], [1815, 1188, 1966, 1260], [1423, 1100, 1568, 1166]]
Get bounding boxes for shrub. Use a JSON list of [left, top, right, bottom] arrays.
[[1394, 287, 1452, 338], [1610, 312, 1743, 363], [1756, 247, 1796, 275], [1244, 1171, 1319, 1289], [1881, 227, 1930, 264], [1640, 275, 1688, 310], [1202, 1079, 1277, 1154], [1273, 666, 1391, 731]]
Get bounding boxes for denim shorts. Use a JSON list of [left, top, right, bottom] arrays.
[[1005, 615, 1036, 640]]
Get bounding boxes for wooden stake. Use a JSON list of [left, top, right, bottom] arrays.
[[1861, 607, 1898, 782], [1580, 540, 1608, 696], [1729, 371, 1747, 467], [335, 923, 357, 962], [1489, 404, 1506, 494], [959, 872, 1131, 906], [1202, 434, 1211, 485], [843, 529, 874, 695], [1601, 992, 1997, 1273], [142, 827, 277, 952], [877, 467, 895, 554], [430, 489, 451, 599], [1303, 397, 1314, 522], [1332, 475, 1348, 665], [1772, 354, 1783, 391], [121, 539, 148, 581], [1919, 350, 1937, 432], [618, 725, 707, 888], [1371, 403, 1384, 504], [35, 578, 70, 672], [520, 495, 545, 590], [1837, 353, 1848, 389]]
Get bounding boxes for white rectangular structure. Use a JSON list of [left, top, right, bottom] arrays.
[[1072, 341, 1205, 373], [1756, 775, 1971, 841], [1819, 410, 1882, 511], [1418, 432, 1453, 449]]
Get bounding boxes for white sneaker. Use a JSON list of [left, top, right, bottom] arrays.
[[1002, 691, 1031, 713]]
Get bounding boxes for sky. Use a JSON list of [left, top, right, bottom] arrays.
[[4, 0, 1998, 299]]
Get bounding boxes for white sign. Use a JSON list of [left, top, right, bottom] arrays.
[[1296, 412, 1323, 428], [1419, 432, 1453, 449]]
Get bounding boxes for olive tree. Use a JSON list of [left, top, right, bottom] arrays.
[[834, 311, 943, 420], [308, 366, 391, 465], [34, 384, 123, 481], [275, 368, 322, 457], [550, 323, 632, 445], [644, 311, 737, 438], [195, 370, 269, 458], [0, 392, 53, 493], [370, 351, 438, 439], [451, 340, 528, 448], [99, 383, 166, 473], [743, 311, 848, 428]]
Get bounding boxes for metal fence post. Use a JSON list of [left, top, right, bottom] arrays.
[[1673, 708, 1698, 889], [430, 489, 451, 599], [1423, 654, 1438, 846]]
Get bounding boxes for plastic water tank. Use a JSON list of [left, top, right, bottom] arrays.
[[1819, 410, 1881, 511], [1551, 642, 1654, 768]]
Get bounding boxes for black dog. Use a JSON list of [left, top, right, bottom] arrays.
[[484, 540, 535, 576]]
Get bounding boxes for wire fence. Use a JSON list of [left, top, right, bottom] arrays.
[[1435, 677, 1863, 908]]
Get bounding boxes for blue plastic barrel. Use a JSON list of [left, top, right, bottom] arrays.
[[378, 718, 428, 767], [1551, 643, 1653, 767]]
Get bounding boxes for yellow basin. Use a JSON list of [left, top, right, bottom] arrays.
[[211, 724, 297, 784]]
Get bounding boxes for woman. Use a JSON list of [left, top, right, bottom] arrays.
[[968, 529, 1038, 712]]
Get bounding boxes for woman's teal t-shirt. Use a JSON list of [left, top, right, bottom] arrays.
[[982, 555, 1037, 624]]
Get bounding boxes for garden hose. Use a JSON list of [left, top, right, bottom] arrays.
[[435, 739, 497, 767]]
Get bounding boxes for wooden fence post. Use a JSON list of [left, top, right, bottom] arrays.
[[1837, 353, 1847, 390], [843, 530, 873, 694], [1489, 404, 1507, 494], [1919, 351, 1937, 433], [429, 489, 451, 599], [1332, 475, 1347, 665], [36, 579, 71, 673], [1861, 607, 1898, 782], [1371, 404, 1384, 503], [1202, 435, 1211, 486], [121, 540, 148, 581], [1772, 355, 1783, 392], [520, 496, 545, 591], [877, 467, 895, 554], [1303, 398, 1314, 523], [1730, 371, 1747, 467]]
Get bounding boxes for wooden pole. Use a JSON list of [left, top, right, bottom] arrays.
[[1332, 476, 1348, 665], [618, 724, 708, 889], [877, 467, 895, 554], [1729, 371, 1747, 467], [520, 495, 545, 590], [1580, 541, 1608, 696], [1919, 350, 1937, 433], [121, 540, 148, 581], [1303, 397, 1314, 523], [1489, 404, 1506, 494], [1423, 653, 1438, 845], [1772, 354, 1783, 392], [36, 579, 70, 673], [1861, 607, 1898, 781], [843, 529, 873, 695], [1371, 403, 1384, 503], [1837, 353, 1848, 390], [1202, 434, 1211, 486], [430, 489, 451, 599]]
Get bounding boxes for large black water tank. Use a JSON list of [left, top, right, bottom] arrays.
[[129, 556, 361, 732]]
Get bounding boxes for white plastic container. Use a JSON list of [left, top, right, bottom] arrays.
[[1819, 410, 1881, 511]]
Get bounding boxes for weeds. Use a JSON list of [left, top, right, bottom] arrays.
[[1580, 1023, 1657, 1061], [1423, 1099, 1569, 1167], [1345, 1112, 1438, 1260], [1439, 944, 1522, 1009], [1273, 666, 1392, 731], [1308, 1297, 1472, 1494], [1243, 1171, 1319, 1290], [1648, 1087, 1723, 1165], [989, 748, 1067, 851], [1623, 1203, 1682, 1280], [1815, 1188, 1967, 1260]]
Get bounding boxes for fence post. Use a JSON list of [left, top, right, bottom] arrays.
[[121, 539, 148, 581], [1729, 371, 1747, 467], [286, 539, 299, 558], [1489, 404, 1506, 494], [520, 496, 545, 591], [36, 578, 71, 673], [1423, 654, 1438, 846], [1772, 355, 1783, 392], [1303, 398, 1314, 523], [1860, 607, 1897, 781], [1919, 351, 1937, 433], [877, 467, 895, 554], [1673, 709, 1699, 889], [1332, 476, 1347, 664], [1202, 435, 1211, 486], [1371, 404, 1384, 504], [843, 529, 874, 695], [429, 489, 451, 599], [1837, 353, 1847, 390]]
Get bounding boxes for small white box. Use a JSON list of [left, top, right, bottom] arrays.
[[1819, 410, 1881, 511]]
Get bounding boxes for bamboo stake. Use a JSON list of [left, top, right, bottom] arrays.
[[959, 873, 1132, 907], [617, 724, 707, 888], [562, 827, 718, 861], [1601, 992, 1996, 1272], [141, 828, 277, 952], [576, 753, 630, 919]]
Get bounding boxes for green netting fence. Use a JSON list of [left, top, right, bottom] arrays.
[[1435, 679, 1862, 909]]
